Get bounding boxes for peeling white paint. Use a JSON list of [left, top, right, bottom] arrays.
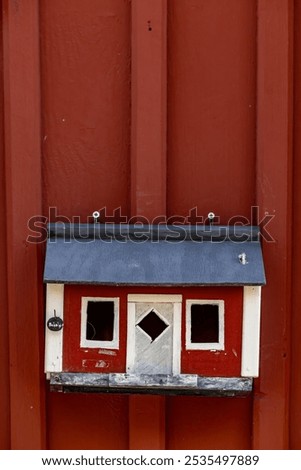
[[95, 360, 108, 368], [98, 349, 117, 356]]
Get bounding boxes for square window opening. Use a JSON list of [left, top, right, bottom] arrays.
[[86, 301, 114, 341], [190, 304, 219, 343], [186, 300, 224, 350], [80, 297, 119, 349]]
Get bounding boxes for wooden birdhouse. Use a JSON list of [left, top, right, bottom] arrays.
[[44, 222, 266, 396]]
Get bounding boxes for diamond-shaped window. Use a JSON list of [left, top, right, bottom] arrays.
[[137, 309, 169, 342]]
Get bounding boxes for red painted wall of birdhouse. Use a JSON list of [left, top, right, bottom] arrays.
[[63, 285, 128, 374], [63, 285, 242, 377], [181, 287, 243, 377]]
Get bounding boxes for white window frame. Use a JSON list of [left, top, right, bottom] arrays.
[[186, 299, 225, 350], [80, 297, 119, 349]]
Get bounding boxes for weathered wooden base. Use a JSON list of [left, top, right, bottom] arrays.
[[49, 373, 253, 397]]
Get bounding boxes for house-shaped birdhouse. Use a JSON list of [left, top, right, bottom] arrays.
[[44, 223, 266, 396]]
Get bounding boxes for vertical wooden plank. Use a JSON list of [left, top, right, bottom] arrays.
[[0, 5, 10, 449], [290, 0, 301, 450], [167, 0, 257, 222], [166, 0, 255, 450], [48, 393, 129, 450], [255, 0, 293, 449], [0, 150, 10, 451], [129, 396, 165, 450], [131, 0, 167, 220], [167, 396, 252, 450], [130, 0, 167, 450], [2, 0, 45, 449], [40, 1, 131, 450], [40, 0, 131, 221]]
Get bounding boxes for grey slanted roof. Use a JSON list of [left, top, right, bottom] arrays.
[[43, 223, 266, 286]]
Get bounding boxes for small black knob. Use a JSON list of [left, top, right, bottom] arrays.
[[47, 316, 63, 332]]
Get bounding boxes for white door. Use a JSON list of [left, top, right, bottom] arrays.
[[126, 295, 182, 375]]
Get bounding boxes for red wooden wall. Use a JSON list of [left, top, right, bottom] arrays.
[[62, 285, 243, 377], [0, 0, 299, 450]]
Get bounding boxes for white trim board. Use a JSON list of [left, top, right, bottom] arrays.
[[241, 286, 262, 377], [173, 302, 182, 374], [126, 302, 137, 373], [44, 283, 64, 373]]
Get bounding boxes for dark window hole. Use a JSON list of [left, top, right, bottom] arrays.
[[191, 304, 219, 343], [86, 301, 114, 341]]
